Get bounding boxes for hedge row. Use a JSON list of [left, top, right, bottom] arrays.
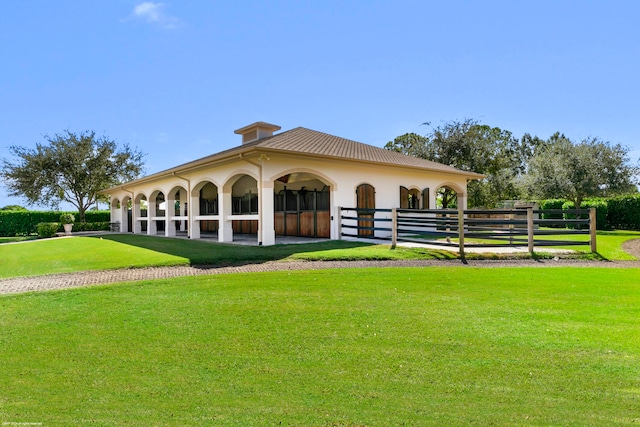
[[607, 195, 640, 230], [539, 195, 640, 230], [0, 211, 110, 236]]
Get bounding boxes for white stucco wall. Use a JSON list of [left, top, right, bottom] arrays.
[[105, 151, 469, 245]]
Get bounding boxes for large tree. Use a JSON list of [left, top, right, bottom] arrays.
[[386, 119, 528, 208], [1, 130, 145, 222], [520, 134, 638, 209]]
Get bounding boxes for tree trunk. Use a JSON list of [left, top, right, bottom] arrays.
[[78, 206, 87, 223]]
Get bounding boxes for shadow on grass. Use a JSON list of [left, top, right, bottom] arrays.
[[90, 234, 376, 267], [0, 236, 38, 244]]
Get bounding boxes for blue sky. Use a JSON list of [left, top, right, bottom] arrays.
[[2, 1, 639, 209]]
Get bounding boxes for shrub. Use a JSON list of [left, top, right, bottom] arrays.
[[561, 199, 608, 230], [583, 199, 609, 230], [60, 213, 75, 224], [0, 210, 110, 236], [72, 222, 111, 232], [538, 199, 566, 228], [539, 199, 566, 210], [607, 195, 640, 230], [36, 222, 60, 239]]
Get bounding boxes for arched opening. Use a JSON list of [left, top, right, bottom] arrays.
[[434, 183, 465, 209], [167, 185, 188, 237], [110, 198, 121, 232], [232, 175, 258, 235], [150, 190, 166, 234], [121, 196, 132, 233], [274, 171, 331, 238], [134, 194, 148, 233], [400, 186, 421, 209], [194, 181, 219, 235], [356, 183, 375, 237]]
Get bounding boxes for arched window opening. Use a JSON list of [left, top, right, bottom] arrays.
[[436, 186, 458, 209], [199, 182, 218, 215], [232, 176, 258, 215], [400, 186, 420, 209], [231, 175, 258, 234]]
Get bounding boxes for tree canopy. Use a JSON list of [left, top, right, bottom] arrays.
[[1, 130, 145, 221], [520, 134, 639, 209], [386, 119, 527, 208], [0, 205, 27, 211], [386, 120, 639, 208]]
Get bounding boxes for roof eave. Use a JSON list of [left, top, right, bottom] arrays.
[[100, 140, 486, 195], [256, 147, 486, 180], [99, 145, 261, 194]]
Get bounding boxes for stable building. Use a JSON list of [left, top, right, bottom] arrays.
[[101, 122, 483, 245]]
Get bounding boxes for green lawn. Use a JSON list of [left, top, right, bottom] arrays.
[[1, 267, 639, 425], [584, 230, 640, 260], [408, 229, 640, 261], [0, 234, 457, 279], [0, 231, 638, 279]]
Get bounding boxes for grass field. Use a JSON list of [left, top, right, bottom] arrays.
[[437, 229, 640, 261], [1, 230, 638, 279], [1, 267, 639, 425], [0, 234, 456, 279]]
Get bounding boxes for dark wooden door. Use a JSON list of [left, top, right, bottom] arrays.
[[400, 186, 409, 209], [274, 188, 331, 238], [422, 188, 430, 209], [357, 184, 375, 237]]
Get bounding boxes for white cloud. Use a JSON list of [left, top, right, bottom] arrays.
[[131, 2, 181, 29]]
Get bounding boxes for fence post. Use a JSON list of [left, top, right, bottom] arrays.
[[509, 211, 514, 245], [391, 207, 397, 249], [589, 207, 597, 253], [527, 207, 534, 255], [458, 208, 466, 262], [337, 207, 342, 240]]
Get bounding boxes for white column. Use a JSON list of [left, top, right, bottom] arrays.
[[133, 198, 142, 234], [457, 193, 468, 210], [120, 201, 129, 233], [110, 201, 117, 224], [331, 189, 338, 240], [218, 186, 233, 242], [147, 199, 157, 235], [260, 181, 275, 246], [165, 194, 176, 237], [189, 191, 200, 239]]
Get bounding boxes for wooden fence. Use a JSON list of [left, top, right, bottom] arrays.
[[339, 207, 597, 258]]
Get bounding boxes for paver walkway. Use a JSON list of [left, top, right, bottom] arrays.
[[2, 258, 640, 295]]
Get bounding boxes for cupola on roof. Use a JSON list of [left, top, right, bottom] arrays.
[[234, 121, 282, 144]]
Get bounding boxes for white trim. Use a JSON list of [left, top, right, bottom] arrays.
[[227, 214, 258, 221], [195, 215, 220, 221]]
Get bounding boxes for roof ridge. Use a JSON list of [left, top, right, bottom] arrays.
[[260, 126, 473, 174]]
